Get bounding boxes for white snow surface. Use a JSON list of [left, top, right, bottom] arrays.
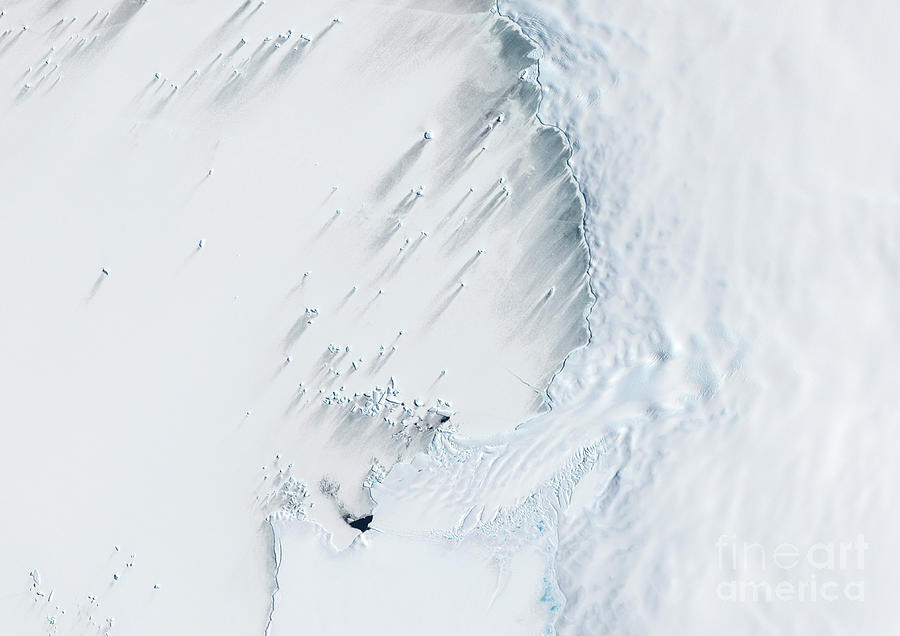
[[488, 0, 899, 634], [1, 0, 898, 634], [0, 1, 592, 634]]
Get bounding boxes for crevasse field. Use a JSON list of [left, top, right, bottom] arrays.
[[1, 1, 897, 635]]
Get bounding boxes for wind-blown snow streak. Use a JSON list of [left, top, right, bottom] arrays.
[[0, 0, 594, 634], [5, 0, 894, 633], [266, 4, 600, 635]]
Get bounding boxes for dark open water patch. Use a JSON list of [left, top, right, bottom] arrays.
[[346, 515, 374, 532]]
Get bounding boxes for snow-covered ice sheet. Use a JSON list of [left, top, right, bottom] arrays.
[[494, 0, 900, 633], [1, 0, 898, 634], [0, 1, 592, 634]]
